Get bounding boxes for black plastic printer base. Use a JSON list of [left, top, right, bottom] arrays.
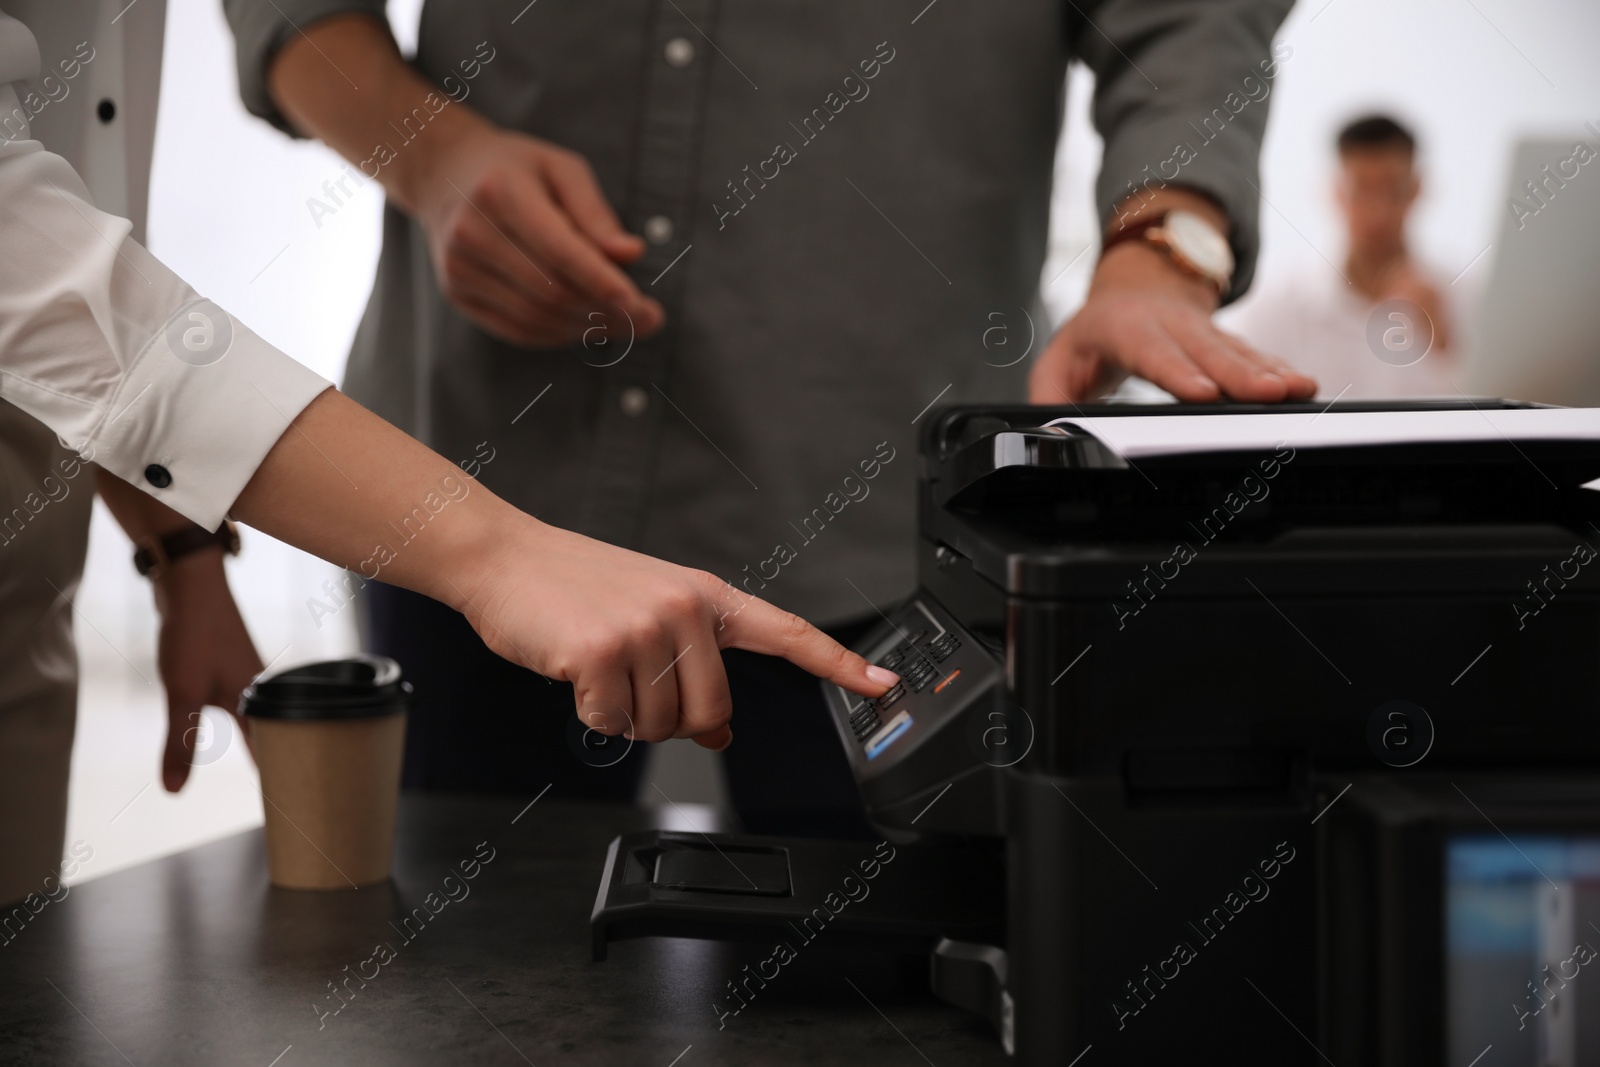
[[590, 830, 1003, 961]]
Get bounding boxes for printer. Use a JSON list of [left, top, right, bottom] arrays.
[[594, 401, 1600, 1065]]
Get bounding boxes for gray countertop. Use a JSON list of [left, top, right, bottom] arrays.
[[0, 797, 1006, 1065]]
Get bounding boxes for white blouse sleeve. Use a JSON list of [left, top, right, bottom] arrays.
[[0, 89, 331, 530]]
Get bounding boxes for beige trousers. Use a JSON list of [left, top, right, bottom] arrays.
[[0, 401, 92, 906]]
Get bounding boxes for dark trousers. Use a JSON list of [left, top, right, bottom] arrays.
[[362, 580, 876, 838]]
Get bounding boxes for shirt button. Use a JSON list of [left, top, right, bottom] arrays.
[[97, 99, 116, 123], [619, 387, 650, 417], [144, 464, 172, 489], [663, 37, 695, 68], [643, 215, 674, 245]]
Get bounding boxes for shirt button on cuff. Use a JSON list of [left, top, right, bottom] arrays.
[[144, 464, 172, 489], [619, 387, 650, 416], [663, 37, 695, 68], [643, 215, 675, 245]]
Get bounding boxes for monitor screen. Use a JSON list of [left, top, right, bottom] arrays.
[[1446, 835, 1600, 1067]]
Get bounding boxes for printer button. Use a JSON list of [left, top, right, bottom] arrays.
[[903, 661, 936, 692], [850, 702, 880, 736]]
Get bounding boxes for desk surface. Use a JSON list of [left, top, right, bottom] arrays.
[[0, 797, 1004, 1066]]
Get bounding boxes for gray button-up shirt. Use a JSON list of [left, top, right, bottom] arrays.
[[226, 0, 1290, 623]]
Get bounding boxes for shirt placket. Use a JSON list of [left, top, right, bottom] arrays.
[[581, 0, 718, 548]]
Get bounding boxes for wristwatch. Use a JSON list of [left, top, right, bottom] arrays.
[[1101, 209, 1235, 297], [133, 520, 241, 579]]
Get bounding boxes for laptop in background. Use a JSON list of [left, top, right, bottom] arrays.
[[1461, 135, 1600, 406]]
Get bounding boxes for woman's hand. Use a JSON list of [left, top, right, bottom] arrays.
[[233, 391, 898, 754], [460, 517, 899, 751]]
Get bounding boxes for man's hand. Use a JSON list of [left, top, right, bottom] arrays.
[[95, 469, 263, 791], [265, 13, 662, 349], [405, 117, 665, 347], [1030, 189, 1317, 404], [461, 519, 899, 752], [1031, 241, 1317, 404], [151, 555, 263, 792]]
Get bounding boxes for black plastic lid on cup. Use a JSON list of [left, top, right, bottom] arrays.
[[240, 655, 412, 721]]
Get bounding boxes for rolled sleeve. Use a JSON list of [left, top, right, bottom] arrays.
[[223, 0, 389, 136], [0, 128, 331, 531], [1072, 0, 1295, 301]]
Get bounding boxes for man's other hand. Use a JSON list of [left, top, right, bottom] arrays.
[[263, 12, 665, 351], [409, 121, 665, 348], [1030, 192, 1317, 404]]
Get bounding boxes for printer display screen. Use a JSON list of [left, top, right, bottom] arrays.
[[1446, 835, 1600, 1066]]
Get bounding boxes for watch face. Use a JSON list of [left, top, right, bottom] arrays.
[[1164, 211, 1235, 283]]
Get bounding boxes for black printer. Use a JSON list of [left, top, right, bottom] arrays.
[[594, 401, 1600, 1065]]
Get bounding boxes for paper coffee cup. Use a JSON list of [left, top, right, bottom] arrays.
[[241, 656, 410, 890]]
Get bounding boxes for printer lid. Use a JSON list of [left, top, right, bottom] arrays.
[[928, 400, 1600, 511], [1042, 404, 1600, 461], [922, 401, 1600, 599]]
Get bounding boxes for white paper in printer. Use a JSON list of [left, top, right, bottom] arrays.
[[1043, 407, 1600, 460]]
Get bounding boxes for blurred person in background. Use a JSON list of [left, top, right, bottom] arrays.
[[1225, 113, 1459, 398]]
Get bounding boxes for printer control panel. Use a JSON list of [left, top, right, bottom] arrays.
[[848, 622, 964, 759], [826, 595, 1002, 819]]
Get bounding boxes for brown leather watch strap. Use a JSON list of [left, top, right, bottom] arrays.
[[1099, 213, 1168, 256], [133, 521, 241, 578]]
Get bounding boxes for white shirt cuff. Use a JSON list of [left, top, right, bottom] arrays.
[[86, 310, 333, 531]]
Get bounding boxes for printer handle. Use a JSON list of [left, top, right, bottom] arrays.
[[934, 427, 1129, 509]]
